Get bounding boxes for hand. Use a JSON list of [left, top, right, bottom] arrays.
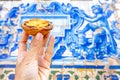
[[15, 31, 55, 80]]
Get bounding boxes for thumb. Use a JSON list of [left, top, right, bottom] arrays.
[[29, 33, 43, 56]]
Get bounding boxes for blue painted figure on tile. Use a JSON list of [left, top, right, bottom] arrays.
[[77, 4, 117, 59], [0, 6, 19, 26], [5, 7, 19, 26], [0, 30, 12, 59], [51, 2, 85, 60], [20, 3, 37, 14], [0, 1, 119, 61], [111, 21, 120, 40]]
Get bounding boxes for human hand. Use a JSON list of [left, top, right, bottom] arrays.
[[15, 31, 55, 80]]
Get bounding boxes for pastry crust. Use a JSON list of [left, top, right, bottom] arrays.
[[22, 18, 53, 36]]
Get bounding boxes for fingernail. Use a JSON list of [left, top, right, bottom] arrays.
[[35, 33, 43, 40]]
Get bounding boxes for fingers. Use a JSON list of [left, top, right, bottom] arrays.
[[18, 31, 29, 52], [43, 31, 50, 47], [38, 32, 50, 56], [44, 36, 55, 62], [17, 31, 29, 66], [29, 33, 43, 56]]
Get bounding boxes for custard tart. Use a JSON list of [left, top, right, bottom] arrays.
[[22, 18, 53, 36]]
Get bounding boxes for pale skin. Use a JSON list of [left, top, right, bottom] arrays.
[[15, 31, 55, 80]]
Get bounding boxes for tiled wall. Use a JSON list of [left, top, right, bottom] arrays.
[[0, 0, 120, 80]]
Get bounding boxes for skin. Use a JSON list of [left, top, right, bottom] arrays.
[[15, 31, 55, 80]]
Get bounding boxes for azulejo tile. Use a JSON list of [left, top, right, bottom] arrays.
[[0, 0, 119, 62]]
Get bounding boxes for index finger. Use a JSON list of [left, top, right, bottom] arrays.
[[19, 31, 29, 52], [44, 36, 55, 62], [43, 31, 50, 47]]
